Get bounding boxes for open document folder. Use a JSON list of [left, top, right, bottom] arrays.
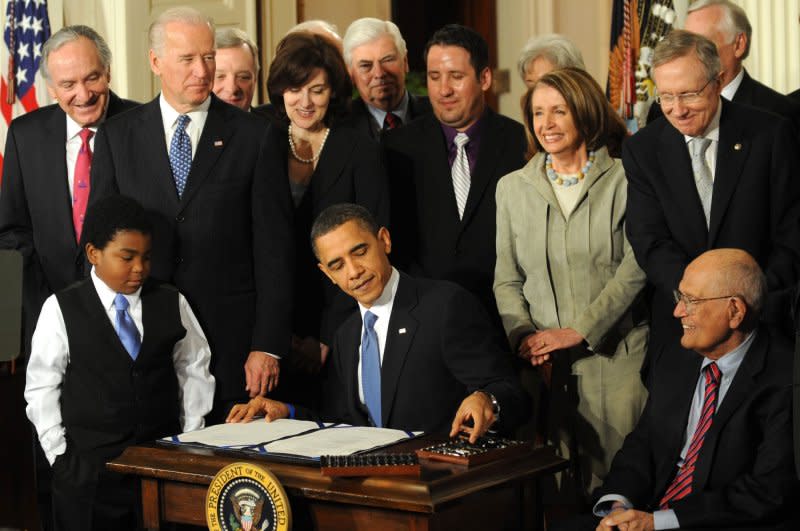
[[160, 418, 422, 462]]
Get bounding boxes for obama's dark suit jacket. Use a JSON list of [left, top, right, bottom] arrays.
[[317, 272, 528, 434]]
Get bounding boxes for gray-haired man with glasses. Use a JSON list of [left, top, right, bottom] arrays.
[[647, 0, 800, 133], [622, 30, 800, 385]]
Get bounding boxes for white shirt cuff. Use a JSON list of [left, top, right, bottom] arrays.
[[653, 509, 679, 529], [182, 415, 206, 433], [593, 494, 632, 516], [39, 426, 67, 466]]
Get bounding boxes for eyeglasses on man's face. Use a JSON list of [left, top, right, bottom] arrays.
[[673, 289, 736, 313], [656, 77, 716, 106]]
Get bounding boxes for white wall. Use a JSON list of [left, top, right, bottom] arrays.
[[735, 0, 800, 93]]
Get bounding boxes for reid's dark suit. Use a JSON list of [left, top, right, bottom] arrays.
[[344, 92, 432, 140], [317, 272, 528, 434], [647, 70, 800, 135], [273, 123, 389, 345], [596, 328, 798, 529], [382, 109, 527, 323], [89, 94, 294, 405], [0, 92, 139, 352], [625, 99, 800, 372]]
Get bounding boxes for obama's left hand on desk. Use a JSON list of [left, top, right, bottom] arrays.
[[449, 391, 496, 443], [226, 395, 289, 423]]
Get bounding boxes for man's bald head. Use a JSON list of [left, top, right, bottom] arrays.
[[685, 248, 766, 325]]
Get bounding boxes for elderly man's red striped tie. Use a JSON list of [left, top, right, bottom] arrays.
[[659, 362, 721, 509]]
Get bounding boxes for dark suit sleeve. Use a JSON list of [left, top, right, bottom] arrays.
[[0, 122, 50, 352], [764, 119, 800, 291], [315, 323, 361, 425], [673, 383, 796, 528], [87, 124, 121, 205], [594, 395, 658, 508], [0, 123, 36, 263], [623, 139, 689, 295], [439, 287, 529, 434], [249, 124, 294, 356]]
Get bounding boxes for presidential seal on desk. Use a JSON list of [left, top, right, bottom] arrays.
[[206, 462, 291, 531]]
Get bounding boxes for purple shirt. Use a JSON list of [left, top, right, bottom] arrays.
[[441, 113, 486, 176]]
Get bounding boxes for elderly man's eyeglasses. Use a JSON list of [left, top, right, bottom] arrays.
[[673, 290, 735, 313], [656, 78, 716, 106]]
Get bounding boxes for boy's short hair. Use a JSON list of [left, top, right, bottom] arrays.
[[310, 203, 379, 258], [82, 195, 152, 249]]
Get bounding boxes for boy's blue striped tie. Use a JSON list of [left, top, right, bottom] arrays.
[[114, 293, 141, 360]]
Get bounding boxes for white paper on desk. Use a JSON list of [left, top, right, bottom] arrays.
[[264, 425, 422, 458], [162, 418, 330, 448]]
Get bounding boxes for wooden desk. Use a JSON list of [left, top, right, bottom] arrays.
[[109, 438, 566, 531]]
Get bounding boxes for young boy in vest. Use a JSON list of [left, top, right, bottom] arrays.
[[25, 194, 215, 531]]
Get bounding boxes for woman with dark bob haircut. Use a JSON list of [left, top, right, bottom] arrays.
[[494, 67, 648, 504], [266, 31, 389, 405]]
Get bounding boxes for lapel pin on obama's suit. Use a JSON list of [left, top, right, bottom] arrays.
[[398, 328, 407, 334], [214, 140, 223, 147], [734, 143, 742, 151]]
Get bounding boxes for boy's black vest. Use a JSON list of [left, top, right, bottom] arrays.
[[56, 278, 186, 457]]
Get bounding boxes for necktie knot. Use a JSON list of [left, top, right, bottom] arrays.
[[114, 293, 130, 312], [690, 137, 711, 159], [704, 362, 721, 385], [454, 132, 470, 148], [383, 112, 401, 130], [79, 128, 94, 147], [176, 114, 191, 130], [364, 310, 378, 330]]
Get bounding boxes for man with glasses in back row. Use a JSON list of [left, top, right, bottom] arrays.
[[647, 0, 800, 135], [623, 30, 800, 384]]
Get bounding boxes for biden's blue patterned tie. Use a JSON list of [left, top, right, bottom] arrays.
[[114, 293, 141, 360], [169, 114, 192, 197], [361, 311, 382, 427]]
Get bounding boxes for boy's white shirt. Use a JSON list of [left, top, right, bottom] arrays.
[[24, 268, 215, 464]]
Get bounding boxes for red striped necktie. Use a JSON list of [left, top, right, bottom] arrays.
[[383, 112, 401, 130], [659, 362, 721, 509]]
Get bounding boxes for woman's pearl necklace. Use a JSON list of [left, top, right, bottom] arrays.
[[288, 123, 330, 164], [546, 151, 596, 187]]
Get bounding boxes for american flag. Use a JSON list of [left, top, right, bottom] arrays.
[[1, 0, 51, 183]]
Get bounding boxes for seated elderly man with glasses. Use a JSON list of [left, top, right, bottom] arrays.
[[622, 29, 800, 386], [553, 249, 799, 531]]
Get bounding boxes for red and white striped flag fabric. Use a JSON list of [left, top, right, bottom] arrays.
[[1, 0, 51, 184]]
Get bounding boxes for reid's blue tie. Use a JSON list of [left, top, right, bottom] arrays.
[[169, 114, 192, 197], [361, 311, 382, 427], [114, 293, 141, 360]]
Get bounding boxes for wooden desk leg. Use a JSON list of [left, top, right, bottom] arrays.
[[141, 478, 161, 530]]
